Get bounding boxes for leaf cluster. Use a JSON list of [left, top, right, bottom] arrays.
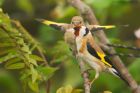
[[0, 9, 57, 92]]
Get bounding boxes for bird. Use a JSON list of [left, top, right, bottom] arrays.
[[36, 16, 128, 87], [71, 16, 129, 87], [36, 16, 115, 55]]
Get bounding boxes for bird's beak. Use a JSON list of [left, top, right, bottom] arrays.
[[72, 21, 81, 26]]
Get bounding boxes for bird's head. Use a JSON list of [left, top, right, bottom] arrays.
[[71, 16, 84, 27], [71, 16, 89, 38]]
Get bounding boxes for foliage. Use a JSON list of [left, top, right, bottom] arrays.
[[56, 85, 83, 93], [0, 9, 57, 93], [0, 0, 140, 93], [50, 41, 72, 63]]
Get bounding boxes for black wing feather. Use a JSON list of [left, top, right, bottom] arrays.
[[87, 42, 101, 60]]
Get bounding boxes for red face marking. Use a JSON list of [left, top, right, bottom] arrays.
[[74, 26, 81, 36]]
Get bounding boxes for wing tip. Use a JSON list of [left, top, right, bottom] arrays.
[[104, 25, 116, 29], [109, 68, 130, 86], [35, 18, 55, 25]]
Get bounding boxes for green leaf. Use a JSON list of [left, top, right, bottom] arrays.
[[56, 85, 73, 93], [103, 91, 112, 93], [0, 48, 16, 56], [17, 38, 24, 45], [0, 42, 15, 47], [29, 58, 38, 66], [72, 89, 83, 93], [5, 62, 25, 69], [28, 81, 39, 93], [0, 53, 18, 63], [56, 85, 83, 93], [30, 65, 39, 83], [21, 46, 30, 53], [29, 54, 44, 62], [38, 66, 58, 80], [5, 57, 21, 66], [20, 69, 31, 80], [0, 11, 11, 25]]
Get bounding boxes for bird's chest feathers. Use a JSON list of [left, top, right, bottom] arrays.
[[74, 26, 81, 36], [74, 26, 87, 37], [76, 37, 87, 54], [75, 26, 88, 53], [64, 28, 75, 44]]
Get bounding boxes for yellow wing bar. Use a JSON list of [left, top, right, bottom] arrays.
[[36, 19, 66, 26], [97, 52, 112, 67], [42, 20, 58, 25], [94, 25, 116, 29], [36, 19, 58, 25]]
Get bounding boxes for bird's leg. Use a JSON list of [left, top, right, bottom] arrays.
[[89, 70, 99, 87]]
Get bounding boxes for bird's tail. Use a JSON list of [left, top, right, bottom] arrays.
[[108, 68, 130, 86]]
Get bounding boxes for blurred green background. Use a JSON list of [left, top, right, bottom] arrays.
[[0, 0, 140, 93]]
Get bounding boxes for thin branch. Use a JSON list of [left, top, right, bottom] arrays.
[[77, 57, 90, 93], [67, 0, 140, 93], [107, 53, 140, 58], [107, 43, 140, 51]]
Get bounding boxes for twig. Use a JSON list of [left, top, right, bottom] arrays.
[[107, 44, 140, 51], [67, 0, 140, 93], [107, 53, 140, 58], [77, 57, 90, 93]]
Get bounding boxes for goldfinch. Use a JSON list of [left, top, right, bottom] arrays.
[[36, 16, 115, 55], [37, 16, 127, 86], [71, 16, 128, 87]]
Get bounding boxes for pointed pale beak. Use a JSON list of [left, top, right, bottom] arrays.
[[72, 21, 81, 26]]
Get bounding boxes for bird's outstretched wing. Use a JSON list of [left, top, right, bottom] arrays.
[[36, 19, 69, 31], [87, 25, 116, 32]]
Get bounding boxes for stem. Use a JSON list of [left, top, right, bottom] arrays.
[[77, 57, 90, 93]]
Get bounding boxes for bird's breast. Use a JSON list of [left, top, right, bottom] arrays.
[[64, 30, 75, 44]]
